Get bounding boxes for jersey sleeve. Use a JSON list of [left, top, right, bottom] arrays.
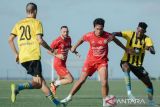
[[11, 24, 18, 36], [36, 21, 43, 36], [50, 39, 59, 49], [145, 37, 153, 47], [121, 31, 133, 40], [83, 33, 90, 42]]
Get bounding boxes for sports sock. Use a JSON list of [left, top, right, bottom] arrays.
[[124, 71, 131, 95], [17, 82, 33, 91], [54, 80, 61, 86], [47, 91, 60, 105], [146, 87, 154, 100]]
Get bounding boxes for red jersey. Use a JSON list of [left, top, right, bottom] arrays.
[[50, 36, 71, 63], [83, 31, 112, 62]]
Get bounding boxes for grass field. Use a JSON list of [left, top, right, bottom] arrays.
[[0, 80, 159, 107]]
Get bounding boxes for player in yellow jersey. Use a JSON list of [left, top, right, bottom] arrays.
[[112, 22, 156, 106], [8, 2, 60, 106]]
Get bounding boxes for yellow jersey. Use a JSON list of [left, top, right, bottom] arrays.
[[121, 31, 153, 66], [11, 18, 43, 63]]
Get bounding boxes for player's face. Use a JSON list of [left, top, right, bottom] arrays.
[[61, 28, 69, 38], [94, 25, 104, 36], [136, 27, 146, 38]]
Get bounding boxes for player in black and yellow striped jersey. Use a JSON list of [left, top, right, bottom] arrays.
[[113, 22, 156, 105], [8, 3, 60, 106]]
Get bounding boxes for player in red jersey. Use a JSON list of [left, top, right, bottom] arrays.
[[61, 18, 131, 107], [49, 26, 78, 95]]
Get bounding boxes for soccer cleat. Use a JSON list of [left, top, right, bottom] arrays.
[[52, 98, 67, 107], [128, 93, 136, 100], [11, 83, 18, 103], [60, 96, 72, 104], [148, 100, 157, 106], [50, 82, 57, 95]]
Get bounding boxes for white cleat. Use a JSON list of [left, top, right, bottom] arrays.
[[60, 97, 72, 104], [148, 100, 158, 106]]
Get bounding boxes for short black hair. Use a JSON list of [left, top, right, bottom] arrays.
[[61, 26, 68, 29], [93, 18, 105, 27], [26, 2, 37, 13], [138, 22, 148, 30]]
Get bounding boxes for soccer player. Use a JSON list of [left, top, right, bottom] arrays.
[[112, 22, 156, 105], [60, 18, 130, 107], [48, 26, 78, 95], [8, 2, 60, 106]]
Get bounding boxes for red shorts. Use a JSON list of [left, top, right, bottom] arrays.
[[82, 60, 108, 76], [54, 61, 69, 77]]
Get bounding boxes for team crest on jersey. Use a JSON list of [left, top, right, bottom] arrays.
[[91, 41, 95, 44], [61, 44, 64, 48], [98, 40, 103, 44], [91, 41, 96, 46], [104, 39, 108, 44]]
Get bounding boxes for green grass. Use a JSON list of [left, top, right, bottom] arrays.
[[0, 80, 160, 107]]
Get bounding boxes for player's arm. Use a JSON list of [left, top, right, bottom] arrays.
[[8, 34, 19, 63], [47, 49, 57, 56], [70, 37, 84, 53], [48, 49, 65, 60], [113, 37, 134, 54], [70, 46, 80, 57], [112, 32, 123, 37], [145, 37, 156, 54], [37, 35, 53, 52], [146, 46, 155, 54]]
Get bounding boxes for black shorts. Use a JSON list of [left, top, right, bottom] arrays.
[[120, 61, 149, 79], [21, 60, 42, 77]]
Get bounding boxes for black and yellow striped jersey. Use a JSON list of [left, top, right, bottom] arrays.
[[121, 31, 153, 66], [11, 18, 43, 63]]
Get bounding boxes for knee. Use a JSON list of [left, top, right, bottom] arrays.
[[68, 77, 74, 84], [122, 63, 130, 72]]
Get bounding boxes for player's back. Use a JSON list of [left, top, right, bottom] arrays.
[[11, 18, 43, 63]]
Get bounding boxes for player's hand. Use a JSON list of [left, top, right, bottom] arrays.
[[145, 46, 150, 50], [15, 54, 19, 64], [125, 48, 135, 55], [49, 49, 54, 54], [73, 51, 81, 58], [56, 54, 65, 60]]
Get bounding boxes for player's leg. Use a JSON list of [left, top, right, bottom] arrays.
[[11, 61, 42, 103], [50, 67, 74, 95], [97, 64, 110, 107], [40, 77, 60, 105], [98, 66, 109, 98], [120, 61, 134, 99], [58, 72, 74, 85], [60, 71, 88, 103], [131, 67, 154, 105], [61, 61, 95, 104]]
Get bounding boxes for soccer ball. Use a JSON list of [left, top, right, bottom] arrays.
[[103, 95, 116, 107]]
